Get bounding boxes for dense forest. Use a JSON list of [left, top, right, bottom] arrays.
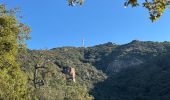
[[17, 40, 170, 99]]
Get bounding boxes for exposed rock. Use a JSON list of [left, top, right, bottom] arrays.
[[62, 66, 76, 82]]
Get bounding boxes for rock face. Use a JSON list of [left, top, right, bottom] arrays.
[[106, 58, 143, 73], [70, 67, 76, 82], [62, 66, 76, 82], [90, 40, 170, 74]]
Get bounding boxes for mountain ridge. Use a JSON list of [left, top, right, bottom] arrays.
[[19, 40, 170, 99]]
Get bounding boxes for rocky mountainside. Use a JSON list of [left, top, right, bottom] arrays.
[[91, 50, 170, 100], [84, 40, 170, 74], [19, 40, 170, 100]]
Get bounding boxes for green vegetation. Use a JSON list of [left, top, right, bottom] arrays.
[[91, 50, 170, 100], [1, 3, 170, 99], [0, 4, 31, 99], [68, 0, 170, 22], [18, 47, 106, 99], [17, 40, 170, 100]]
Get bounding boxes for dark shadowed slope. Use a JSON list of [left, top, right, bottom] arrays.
[[91, 52, 170, 100]]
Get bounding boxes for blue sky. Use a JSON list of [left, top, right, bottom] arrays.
[[1, 0, 170, 49]]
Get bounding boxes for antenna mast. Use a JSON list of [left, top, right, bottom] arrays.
[[82, 37, 85, 47]]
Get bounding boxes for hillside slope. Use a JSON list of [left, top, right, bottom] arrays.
[[91, 52, 170, 100], [19, 40, 170, 99]]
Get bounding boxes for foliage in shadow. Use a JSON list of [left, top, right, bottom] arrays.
[[90, 52, 170, 100]]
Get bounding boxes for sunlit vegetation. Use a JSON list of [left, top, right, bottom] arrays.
[[17, 40, 170, 99], [1, 2, 170, 100], [67, 0, 170, 22], [0, 4, 31, 99]]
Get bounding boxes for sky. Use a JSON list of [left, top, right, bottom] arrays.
[[1, 0, 170, 49]]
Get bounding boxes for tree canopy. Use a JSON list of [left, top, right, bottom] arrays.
[[67, 0, 170, 22], [0, 4, 31, 99]]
